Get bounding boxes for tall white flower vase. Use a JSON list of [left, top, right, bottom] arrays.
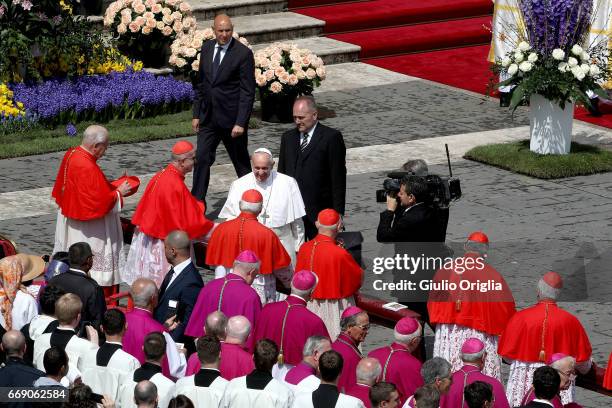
[[529, 94, 575, 154]]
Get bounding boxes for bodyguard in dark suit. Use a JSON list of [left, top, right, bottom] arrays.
[[191, 14, 256, 201], [49, 242, 106, 329], [278, 96, 346, 239], [154, 230, 203, 342]]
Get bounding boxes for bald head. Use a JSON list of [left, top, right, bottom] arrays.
[[213, 14, 233, 46], [2, 330, 26, 357], [165, 230, 191, 265], [205, 311, 228, 341], [226, 315, 251, 343], [130, 278, 158, 309], [134, 380, 158, 407], [356, 357, 382, 386]]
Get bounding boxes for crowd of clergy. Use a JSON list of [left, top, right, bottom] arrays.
[[0, 124, 611, 408]]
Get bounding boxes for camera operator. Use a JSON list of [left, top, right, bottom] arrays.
[[376, 175, 438, 243]]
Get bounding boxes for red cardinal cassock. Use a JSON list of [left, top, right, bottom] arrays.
[[205, 189, 291, 275], [52, 146, 121, 220], [295, 209, 363, 340], [604, 351, 612, 390], [131, 142, 214, 240]]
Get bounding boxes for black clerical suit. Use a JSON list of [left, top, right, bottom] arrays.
[[153, 261, 203, 342], [278, 121, 347, 239], [48, 268, 106, 328], [191, 37, 256, 201], [0, 356, 45, 408]]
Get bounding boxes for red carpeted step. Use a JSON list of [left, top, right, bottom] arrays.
[[295, 0, 493, 34], [289, 0, 362, 9], [366, 45, 612, 129], [329, 16, 492, 59], [366, 44, 495, 95]]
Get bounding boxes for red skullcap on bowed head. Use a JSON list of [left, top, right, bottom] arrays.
[[172, 140, 194, 155], [241, 189, 263, 203]]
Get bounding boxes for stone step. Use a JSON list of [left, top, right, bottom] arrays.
[[190, 0, 287, 21], [253, 37, 360, 65], [199, 12, 324, 44]]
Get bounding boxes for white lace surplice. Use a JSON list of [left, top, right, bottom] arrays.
[[433, 323, 502, 381]]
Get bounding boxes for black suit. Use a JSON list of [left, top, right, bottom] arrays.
[[191, 38, 256, 201], [49, 269, 106, 328], [278, 122, 347, 239], [0, 357, 45, 408], [153, 261, 203, 342]]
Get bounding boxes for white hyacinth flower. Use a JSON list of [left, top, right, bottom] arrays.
[[558, 62, 569, 72], [552, 49, 565, 60], [568, 57, 578, 67], [580, 64, 590, 75], [518, 41, 531, 51], [589, 65, 600, 76], [514, 52, 524, 63], [527, 53, 538, 63], [508, 63, 519, 76], [581, 52, 590, 61], [571, 66, 585, 80], [501, 57, 512, 67], [519, 61, 533, 72], [571, 44, 583, 56]]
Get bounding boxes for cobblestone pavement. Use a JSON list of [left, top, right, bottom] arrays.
[[1, 64, 611, 406]]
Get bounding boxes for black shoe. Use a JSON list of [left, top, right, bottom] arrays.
[[587, 97, 602, 117], [499, 91, 512, 107]]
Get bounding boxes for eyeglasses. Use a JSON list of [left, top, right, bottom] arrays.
[[355, 324, 370, 331]]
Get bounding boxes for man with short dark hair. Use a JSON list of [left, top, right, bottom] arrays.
[[293, 350, 365, 407], [118, 332, 176, 408], [81, 309, 141, 400], [464, 381, 493, 408], [21, 284, 64, 364], [518, 366, 561, 408], [175, 335, 228, 405], [49, 242, 106, 328], [134, 380, 158, 408], [370, 382, 400, 408], [34, 346, 68, 388], [223, 339, 293, 407]]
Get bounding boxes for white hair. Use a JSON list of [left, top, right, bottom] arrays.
[[239, 200, 263, 214], [317, 221, 339, 230], [356, 359, 382, 385], [131, 281, 157, 308], [461, 349, 485, 362], [302, 335, 330, 357], [233, 259, 260, 273], [226, 316, 251, 341], [82, 125, 108, 146], [393, 323, 421, 344], [550, 356, 576, 370], [537, 279, 561, 300]]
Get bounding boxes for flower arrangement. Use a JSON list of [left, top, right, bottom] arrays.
[[254, 42, 326, 96], [493, 0, 611, 110], [77, 48, 144, 76], [0, 0, 109, 82], [0, 83, 25, 119], [169, 28, 250, 76], [11, 70, 193, 127], [104, 0, 197, 66]]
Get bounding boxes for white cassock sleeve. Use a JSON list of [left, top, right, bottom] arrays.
[[218, 181, 241, 221], [12, 291, 39, 331], [163, 332, 187, 378]]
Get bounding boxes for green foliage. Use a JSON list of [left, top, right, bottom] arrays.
[[0, 0, 108, 82], [465, 140, 612, 179]]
